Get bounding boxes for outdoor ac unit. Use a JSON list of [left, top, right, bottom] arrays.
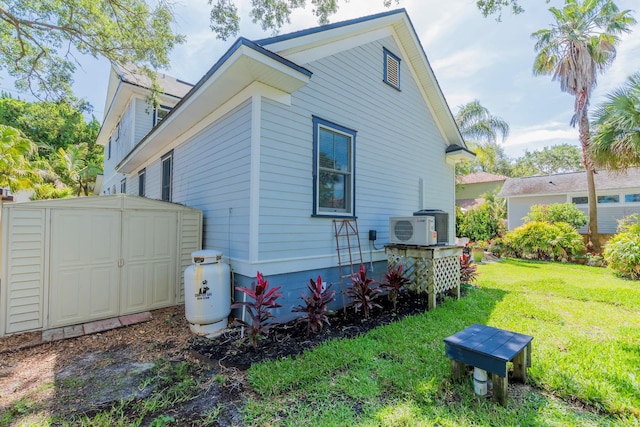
[[389, 216, 437, 246]]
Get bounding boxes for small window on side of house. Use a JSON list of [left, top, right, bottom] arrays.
[[138, 169, 146, 197], [598, 195, 619, 204], [115, 122, 120, 142], [153, 106, 171, 126], [120, 178, 126, 194], [107, 137, 112, 160], [572, 196, 588, 204], [161, 152, 173, 202], [625, 193, 640, 203], [383, 48, 401, 90]]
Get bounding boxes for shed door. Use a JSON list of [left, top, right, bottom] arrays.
[[49, 210, 121, 328], [121, 211, 177, 314]]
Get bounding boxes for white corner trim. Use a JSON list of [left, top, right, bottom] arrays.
[[249, 94, 261, 264]]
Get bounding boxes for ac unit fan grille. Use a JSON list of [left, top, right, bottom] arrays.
[[393, 220, 414, 242]]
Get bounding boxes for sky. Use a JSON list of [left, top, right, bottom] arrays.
[[3, 0, 639, 159]]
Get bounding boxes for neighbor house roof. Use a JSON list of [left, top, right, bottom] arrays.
[[458, 172, 508, 185], [499, 168, 640, 197]]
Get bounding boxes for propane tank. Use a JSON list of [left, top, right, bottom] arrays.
[[184, 250, 231, 337]]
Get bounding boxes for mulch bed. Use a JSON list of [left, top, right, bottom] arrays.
[[189, 290, 448, 369]]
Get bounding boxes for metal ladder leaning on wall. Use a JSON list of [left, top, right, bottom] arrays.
[[333, 219, 363, 311]]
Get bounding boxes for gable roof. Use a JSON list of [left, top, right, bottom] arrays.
[[115, 9, 467, 173], [117, 37, 313, 173], [499, 168, 640, 197], [458, 172, 508, 185], [256, 9, 466, 151]]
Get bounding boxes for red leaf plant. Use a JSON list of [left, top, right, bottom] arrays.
[[346, 264, 382, 319], [459, 253, 478, 285], [230, 271, 282, 348], [292, 275, 336, 336], [380, 264, 411, 311]]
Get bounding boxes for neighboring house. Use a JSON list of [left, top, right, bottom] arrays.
[[456, 172, 507, 211], [499, 168, 640, 234], [97, 9, 474, 319]]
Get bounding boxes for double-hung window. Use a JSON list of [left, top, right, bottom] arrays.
[[313, 116, 356, 216], [161, 152, 173, 202], [120, 178, 127, 194]]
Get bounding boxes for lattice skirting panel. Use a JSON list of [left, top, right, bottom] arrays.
[[386, 245, 462, 310]]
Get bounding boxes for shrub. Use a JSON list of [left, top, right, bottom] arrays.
[[457, 203, 503, 242], [231, 272, 282, 348], [604, 214, 640, 279], [380, 264, 411, 311], [502, 221, 585, 261], [346, 264, 381, 319], [460, 253, 478, 284], [292, 275, 336, 336], [523, 203, 587, 229]]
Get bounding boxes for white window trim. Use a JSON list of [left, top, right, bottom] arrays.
[[312, 116, 356, 217]]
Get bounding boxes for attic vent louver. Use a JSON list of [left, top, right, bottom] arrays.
[[384, 48, 400, 90]]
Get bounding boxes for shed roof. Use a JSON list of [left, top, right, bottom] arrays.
[[499, 168, 640, 197]]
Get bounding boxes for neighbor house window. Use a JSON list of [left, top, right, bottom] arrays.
[[138, 169, 146, 197], [625, 193, 640, 203], [107, 136, 112, 160], [598, 195, 619, 204], [161, 152, 173, 201], [120, 178, 126, 194], [153, 105, 171, 125], [313, 116, 356, 216], [572, 196, 588, 204], [383, 48, 401, 90]]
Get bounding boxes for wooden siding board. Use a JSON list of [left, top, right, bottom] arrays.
[[134, 98, 153, 145]]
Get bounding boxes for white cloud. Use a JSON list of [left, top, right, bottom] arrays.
[[503, 122, 580, 157]]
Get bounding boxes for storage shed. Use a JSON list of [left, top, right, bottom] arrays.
[[1, 194, 202, 337]]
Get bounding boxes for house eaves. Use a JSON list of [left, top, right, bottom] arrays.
[[117, 38, 313, 174], [256, 9, 466, 151], [96, 66, 191, 148]]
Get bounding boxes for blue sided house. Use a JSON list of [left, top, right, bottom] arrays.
[[97, 9, 474, 320]]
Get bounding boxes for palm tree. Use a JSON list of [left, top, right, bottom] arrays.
[[455, 100, 510, 143], [532, 0, 635, 253], [54, 143, 103, 196], [454, 100, 511, 175], [0, 124, 40, 191], [590, 72, 640, 170]]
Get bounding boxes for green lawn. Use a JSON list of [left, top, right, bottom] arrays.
[[244, 259, 640, 426]]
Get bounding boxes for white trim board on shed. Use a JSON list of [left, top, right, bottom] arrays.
[[0, 194, 202, 337]]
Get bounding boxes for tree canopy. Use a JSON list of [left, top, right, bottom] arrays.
[[0, 95, 102, 197], [0, 0, 184, 100], [512, 144, 584, 176], [590, 72, 640, 170]]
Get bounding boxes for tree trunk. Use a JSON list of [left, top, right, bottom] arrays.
[[579, 113, 601, 253]]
